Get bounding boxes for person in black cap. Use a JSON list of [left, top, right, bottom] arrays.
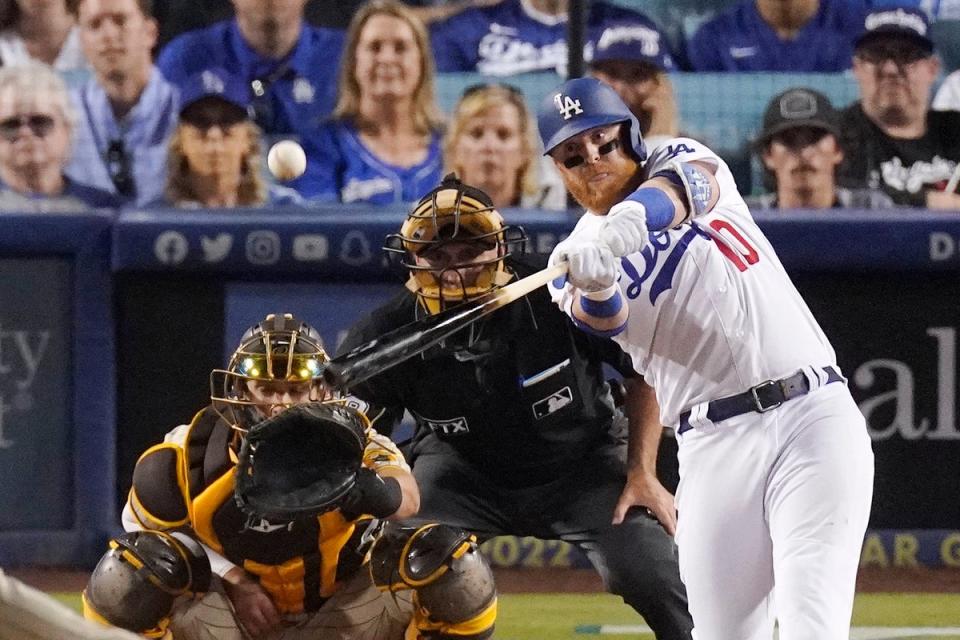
[[839, 6, 960, 208], [749, 87, 894, 210], [588, 28, 680, 151]]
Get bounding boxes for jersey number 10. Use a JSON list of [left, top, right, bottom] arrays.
[[708, 219, 760, 272]]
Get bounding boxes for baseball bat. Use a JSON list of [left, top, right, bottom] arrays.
[[323, 262, 568, 390]]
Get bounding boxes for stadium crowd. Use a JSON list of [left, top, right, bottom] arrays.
[[0, 0, 957, 212]]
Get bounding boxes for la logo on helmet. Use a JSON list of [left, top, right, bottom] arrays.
[[554, 93, 583, 120]]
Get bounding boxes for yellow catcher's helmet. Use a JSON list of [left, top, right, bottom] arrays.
[[210, 313, 332, 434], [386, 174, 525, 314]]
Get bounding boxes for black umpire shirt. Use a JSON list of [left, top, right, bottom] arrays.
[[338, 254, 638, 487]]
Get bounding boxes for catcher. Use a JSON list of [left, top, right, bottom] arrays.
[[83, 313, 497, 640]]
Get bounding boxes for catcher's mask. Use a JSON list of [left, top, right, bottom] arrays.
[[385, 173, 526, 315], [211, 313, 333, 435]]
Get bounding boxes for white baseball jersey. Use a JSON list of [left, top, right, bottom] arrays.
[[551, 136, 874, 639], [549, 138, 837, 426]]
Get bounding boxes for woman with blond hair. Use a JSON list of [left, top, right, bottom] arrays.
[[163, 68, 301, 208], [444, 83, 565, 210], [294, 0, 444, 204]]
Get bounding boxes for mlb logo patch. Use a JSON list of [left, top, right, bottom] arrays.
[[532, 387, 573, 420], [424, 417, 470, 435]]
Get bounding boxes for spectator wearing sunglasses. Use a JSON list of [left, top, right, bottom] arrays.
[[0, 62, 119, 211], [747, 88, 893, 210], [838, 6, 960, 208], [66, 0, 178, 207], [444, 84, 565, 210], [295, 1, 443, 204], [0, 0, 89, 72], [162, 68, 302, 208], [156, 0, 344, 141]]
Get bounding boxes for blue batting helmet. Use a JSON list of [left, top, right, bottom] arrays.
[[537, 77, 646, 162]]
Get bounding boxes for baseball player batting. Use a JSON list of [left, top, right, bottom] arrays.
[[537, 77, 875, 639]]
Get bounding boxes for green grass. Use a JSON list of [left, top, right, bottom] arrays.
[[494, 593, 960, 639], [852, 594, 960, 627], [54, 592, 960, 639]]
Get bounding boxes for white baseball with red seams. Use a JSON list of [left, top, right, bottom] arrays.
[[550, 138, 875, 639]]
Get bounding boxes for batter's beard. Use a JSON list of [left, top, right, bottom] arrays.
[[566, 171, 642, 214]]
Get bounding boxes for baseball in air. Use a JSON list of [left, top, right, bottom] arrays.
[[267, 140, 307, 181]]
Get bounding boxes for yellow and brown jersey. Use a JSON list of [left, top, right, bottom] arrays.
[[125, 405, 408, 615]]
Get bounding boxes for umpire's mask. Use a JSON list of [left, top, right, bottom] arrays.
[[385, 173, 525, 315]]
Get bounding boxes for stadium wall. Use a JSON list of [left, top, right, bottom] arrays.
[[1, 207, 960, 567]]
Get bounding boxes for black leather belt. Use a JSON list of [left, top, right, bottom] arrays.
[[677, 366, 844, 435]]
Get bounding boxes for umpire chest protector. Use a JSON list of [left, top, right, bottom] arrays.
[[353, 256, 630, 480], [129, 407, 375, 614]]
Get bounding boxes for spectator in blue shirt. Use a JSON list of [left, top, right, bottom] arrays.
[[156, 0, 345, 141], [687, 0, 867, 72], [67, 0, 178, 207], [428, 0, 675, 76], [295, 0, 444, 204], [0, 62, 120, 211], [162, 68, 302, 208]]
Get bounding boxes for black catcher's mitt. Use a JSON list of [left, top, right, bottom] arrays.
[[234, 403, 367, 522]]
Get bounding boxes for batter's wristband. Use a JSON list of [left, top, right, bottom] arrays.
[[572, 314, 627, 337], [626, 187, 675, 231], [579, 285, 623, 318]]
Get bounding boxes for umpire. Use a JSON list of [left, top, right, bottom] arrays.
[[338, 174, 693, 638]]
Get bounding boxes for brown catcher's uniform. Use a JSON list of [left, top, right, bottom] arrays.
[[122, 406, 415, 640]]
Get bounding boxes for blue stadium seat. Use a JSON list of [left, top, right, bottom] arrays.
[[931, 20, 960, 73]]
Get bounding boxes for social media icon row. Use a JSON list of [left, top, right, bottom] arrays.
[[153, 231, 330, 265]]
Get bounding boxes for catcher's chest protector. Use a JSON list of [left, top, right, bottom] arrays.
[[174, 410, 377, 613]]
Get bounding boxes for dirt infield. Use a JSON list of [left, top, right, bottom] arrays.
[[8, 567, 960, 594]]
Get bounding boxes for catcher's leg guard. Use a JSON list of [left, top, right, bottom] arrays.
[[83, 531, 211, 638], [370, 523, 497, 639]]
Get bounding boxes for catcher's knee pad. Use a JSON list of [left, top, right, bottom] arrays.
[[370, 523, 497, 639], [83, 530, 211, 638]]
